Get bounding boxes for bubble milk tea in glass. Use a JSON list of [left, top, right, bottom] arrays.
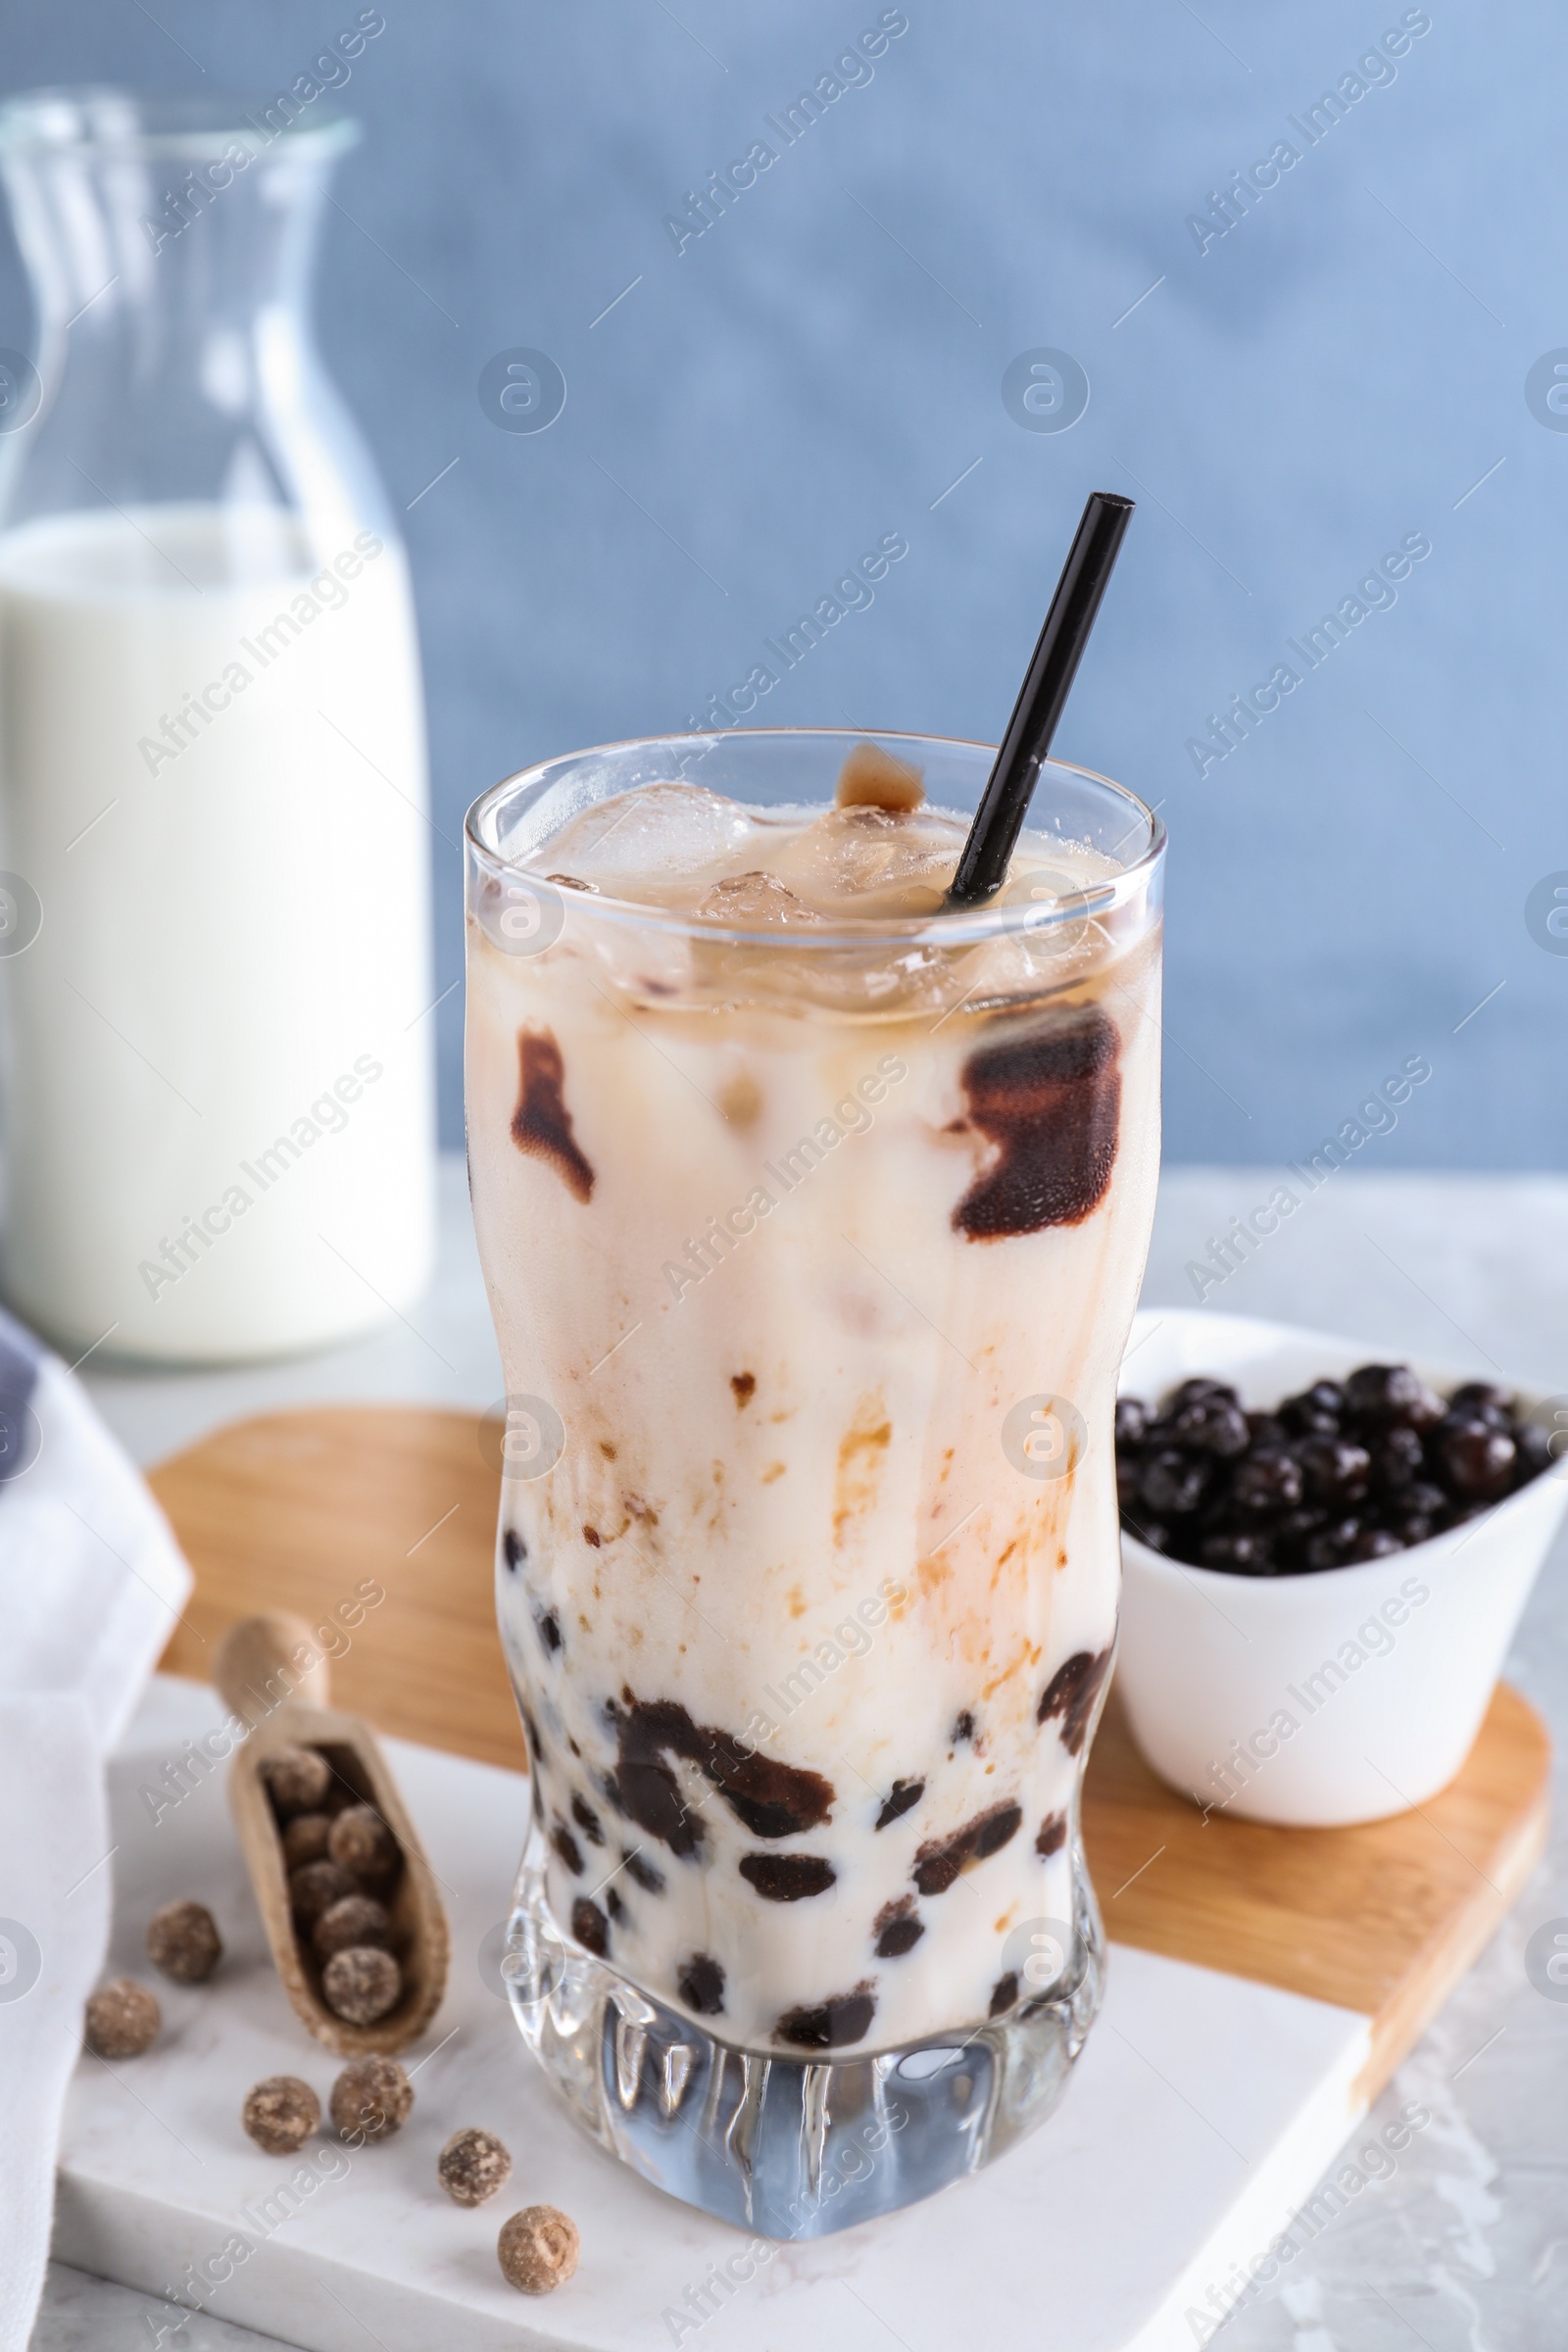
[[465, 728, 1164, 2234]]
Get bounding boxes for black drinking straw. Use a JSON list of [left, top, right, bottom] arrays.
[[946, 490, 1135, 908]]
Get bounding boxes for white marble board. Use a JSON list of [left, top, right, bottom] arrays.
[[56, 1675, 1376, 2352]]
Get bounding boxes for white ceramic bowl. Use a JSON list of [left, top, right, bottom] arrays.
[[1115, 1309, 1568, 1827]]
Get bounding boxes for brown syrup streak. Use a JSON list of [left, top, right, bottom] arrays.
[[954, 1004, 1121, 1239], [511, 1029, 595, 1201]]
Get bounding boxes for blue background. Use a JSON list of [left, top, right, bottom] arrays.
[[0, 0, 1559, 1162]]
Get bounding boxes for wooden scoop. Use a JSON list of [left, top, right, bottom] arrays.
[[215, 1610, 450, 2058]]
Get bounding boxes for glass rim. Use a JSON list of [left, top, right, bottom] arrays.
[[465, 725, 1166, 952], [0, 86, 361, 164]]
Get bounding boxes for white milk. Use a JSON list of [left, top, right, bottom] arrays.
[[0, 504, 435, 1360]]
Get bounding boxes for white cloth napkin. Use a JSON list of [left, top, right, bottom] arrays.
[[0, 1312, 193, 2348]]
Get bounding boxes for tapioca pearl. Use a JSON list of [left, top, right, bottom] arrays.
[[988, 1972, 1018, 2018], [775, 1984, 876, 2050], [912, 1800, 1022, 1896], [874, 1778, 924, 1830], [550, 1822, 583, 1875], [571, 1794, 604, 1845], [738, 1853, 835, 1902], [678, 1953, 725, 2015], [570, 1897, 610, 1958], [613, 1757, 704, 1856], [1036, 1645, 1112, 1755], [611, 1691, 832, 1844], [873, 1896, 924, 1958], [1035, 1812, 1067, 1857]]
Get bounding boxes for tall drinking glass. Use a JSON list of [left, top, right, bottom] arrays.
[[465, 730, 1164, 2234]]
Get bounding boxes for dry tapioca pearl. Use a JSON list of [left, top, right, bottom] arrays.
[[85, 1979, 160, 2058], [440, 2126, 513, 2207], [146, 1899, 222, 1984], [313, 1894, 393, 1963], [243, 2075, 318, 2153], [281, 1813, 332, 1870], [289, 1859, 358, 1927], [330, 2056, 412, 2139], [321, 1944, 401, 2025], [497, 2204, 578, 2295], [327, 1804, 399, 1883], [260, 1744, 331, 1819]]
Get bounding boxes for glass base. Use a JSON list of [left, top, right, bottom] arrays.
[[501, 1836, 1104, 2238]]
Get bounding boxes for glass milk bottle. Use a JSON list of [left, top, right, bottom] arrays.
[[0, 89, 434, 1360]]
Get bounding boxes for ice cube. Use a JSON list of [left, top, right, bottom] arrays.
[[540, 783, 759, 897], [696, 872, 821, 927], [766, 806, 962, 915]]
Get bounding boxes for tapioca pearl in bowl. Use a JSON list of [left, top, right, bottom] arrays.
[[1114, 1308, 1568, 1827]]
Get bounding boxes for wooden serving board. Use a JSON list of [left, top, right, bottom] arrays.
[[154, 1405, 1550, 2115]]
